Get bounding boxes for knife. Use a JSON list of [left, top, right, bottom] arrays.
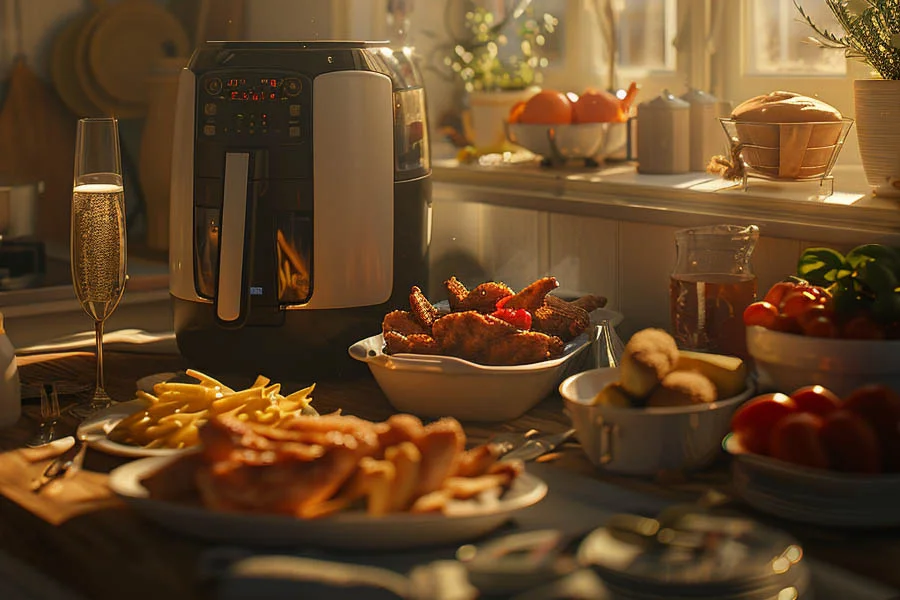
[[499, 428, 576, 463], [32, 438, 87, 494]]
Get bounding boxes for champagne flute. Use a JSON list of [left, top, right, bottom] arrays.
[[70, 117, 127, 417]]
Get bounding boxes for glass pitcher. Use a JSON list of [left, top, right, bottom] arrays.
[[670, 224, 760, 358]]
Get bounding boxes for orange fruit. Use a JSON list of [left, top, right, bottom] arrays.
[[518, 90, 573, 125], [508, 101, 527, 124], [572, 88, 624, 123]]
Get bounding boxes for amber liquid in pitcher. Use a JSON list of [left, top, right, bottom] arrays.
[[670, 272, 757, 358]]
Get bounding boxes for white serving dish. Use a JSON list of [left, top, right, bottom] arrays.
[[507, 122, 627, 161], [349, 306, 623, 422], [559, 367, 755, 475], [746, 325, 900, 397], [108, 454, 548, 550], [724, 434, 900, 528]]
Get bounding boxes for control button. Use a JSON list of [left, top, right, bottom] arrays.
[[203, 124, 216, 136], [205, 78, 223, 95], [289, 104, 301, 117], [204, 102, 217, 116], [289, 126, 301, 138], [284, 78, 302, 96]]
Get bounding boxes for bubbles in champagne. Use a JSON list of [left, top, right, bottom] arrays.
[[71, 184, 126, 320]]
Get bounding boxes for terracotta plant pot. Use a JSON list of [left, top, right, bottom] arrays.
[[854, 79, 900, 198]]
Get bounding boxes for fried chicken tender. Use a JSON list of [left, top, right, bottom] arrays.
[[533, 295, 592, 342], [503, 276, 559, 312], [383, 330, 442, 355], [433, 311, 564, 365], [383, 310, 427, 337], [409, 286, 440, 329], [444, 276, 513, 313]]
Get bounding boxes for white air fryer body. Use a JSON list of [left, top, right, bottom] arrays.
[[169, 42, 431, 377]]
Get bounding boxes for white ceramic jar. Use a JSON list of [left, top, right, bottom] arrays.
[[0, 312, 20, 429], [680, 88, 724, 172], [636, 90, 690, 174]]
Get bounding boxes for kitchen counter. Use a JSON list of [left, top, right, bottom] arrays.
[[0, 350, 898, 599]]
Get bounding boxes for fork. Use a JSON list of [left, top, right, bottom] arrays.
[[26, 383, 61, 448]]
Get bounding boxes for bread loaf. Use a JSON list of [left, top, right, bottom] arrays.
[[731, 91, 842, 123], [730, 91, 844, 179]]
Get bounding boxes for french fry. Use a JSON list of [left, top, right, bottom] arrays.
[[107, 369, 316, 450]]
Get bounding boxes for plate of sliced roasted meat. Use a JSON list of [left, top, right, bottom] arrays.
[[349, 276, 620, 421], [108, 412, 547, 550]]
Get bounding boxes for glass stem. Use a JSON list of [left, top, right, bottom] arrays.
[[95, 319, 106, 397]]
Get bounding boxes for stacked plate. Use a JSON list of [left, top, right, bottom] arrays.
[[725, 434, 900, 528], [577, 512, 812, 599]]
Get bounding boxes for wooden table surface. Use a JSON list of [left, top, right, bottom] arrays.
[[1, 350, 898, 600]]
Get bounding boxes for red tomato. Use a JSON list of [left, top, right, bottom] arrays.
[[802, 315, 839, 338], [770, 413, 830, 469], [842, 315, 886, 340], [781, 290, 822, 319], [731, 393, 797, 455], [769, 314, 803, 334], [763, 282, 797, 308], [743, 301, 779, 328], [843, 385, 900, 471], [820, 410, 882, 473], [789, 385, 840, 417]]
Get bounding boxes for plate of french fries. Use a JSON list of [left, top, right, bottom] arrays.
[[77, 369, 317, 457]]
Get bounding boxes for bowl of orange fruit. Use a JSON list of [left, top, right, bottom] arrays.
[[507, 84, 638, 165]]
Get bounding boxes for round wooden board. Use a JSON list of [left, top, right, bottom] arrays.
[[87, 0, 191, 108], [50, 11, 102, 118]]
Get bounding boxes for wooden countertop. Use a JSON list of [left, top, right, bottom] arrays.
[[1, 350, 898, 600]]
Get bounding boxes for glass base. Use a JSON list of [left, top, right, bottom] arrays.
[[70, 390, 114, 419]]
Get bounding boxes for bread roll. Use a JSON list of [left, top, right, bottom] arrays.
[[646, 370, 717, 407], [619, 328, 679, 398], [731, 91, 843, 179]]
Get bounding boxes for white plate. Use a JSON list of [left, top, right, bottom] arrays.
[[724, 434, 900, 528], [77, 398, 188, 458], [108, 455, 549, 550], [348, 309, 623, 422]]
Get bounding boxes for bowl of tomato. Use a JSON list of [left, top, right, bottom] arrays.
[[723, 384, 900, 527], [744, 277, 900, 397]]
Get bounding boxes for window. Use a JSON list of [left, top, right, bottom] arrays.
[[746, 0, 845, 75]]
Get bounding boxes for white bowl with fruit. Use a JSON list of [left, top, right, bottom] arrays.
[[560, 328, 754, 475], [506, 86, 637, 165], [744, 244, 900, 397], [724, 383, 900, 527]]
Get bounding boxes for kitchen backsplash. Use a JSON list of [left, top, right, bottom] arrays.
[[428, 196, 848, 340]]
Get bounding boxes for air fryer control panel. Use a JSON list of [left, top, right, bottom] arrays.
[[196, 71, 311, 144]]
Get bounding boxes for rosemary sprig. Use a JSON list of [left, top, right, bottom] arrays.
[[794, 0, 900, 80]]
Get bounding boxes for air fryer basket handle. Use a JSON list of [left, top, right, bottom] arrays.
[[216, 151, 251, 325]]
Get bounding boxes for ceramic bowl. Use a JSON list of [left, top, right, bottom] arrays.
[[559, 367, 755, 475], [746, 325, 900, 397], [507, 122, 627, 162], [348, 309, 624, 423]]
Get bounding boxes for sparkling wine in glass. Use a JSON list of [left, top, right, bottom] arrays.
[[71, 117, 127, 416]]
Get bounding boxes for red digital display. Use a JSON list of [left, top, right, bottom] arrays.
[[227, 77, 284, 101]]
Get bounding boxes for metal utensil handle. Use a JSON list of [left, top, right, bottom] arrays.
[[595, 419, 616, 465]]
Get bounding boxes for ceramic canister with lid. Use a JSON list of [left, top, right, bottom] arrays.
[[680, 88, 724, 172], [637, 90, 690, 174], [0, 312, 21, 429]]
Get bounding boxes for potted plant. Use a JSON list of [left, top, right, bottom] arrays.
[[436, 3, 558, 151], [795, 0, 900, 197]]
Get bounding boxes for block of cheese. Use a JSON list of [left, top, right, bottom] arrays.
[[676, 350, 747, 400]]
